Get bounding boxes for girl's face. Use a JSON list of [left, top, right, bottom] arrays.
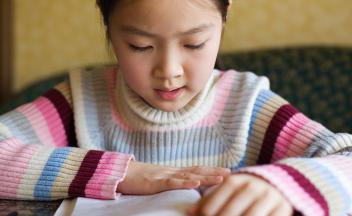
[[109, 0, 223, 112]]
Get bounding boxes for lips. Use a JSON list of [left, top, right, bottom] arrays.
[[155, 87, 185, 101]]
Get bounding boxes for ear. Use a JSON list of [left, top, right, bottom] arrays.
[[225, 0, 233, 21], [227, 0, 233, 11]]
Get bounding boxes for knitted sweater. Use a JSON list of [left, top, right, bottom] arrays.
[[0, 66, 351, 215]]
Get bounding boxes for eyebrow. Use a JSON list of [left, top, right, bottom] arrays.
[[119, 24, 214, 38]]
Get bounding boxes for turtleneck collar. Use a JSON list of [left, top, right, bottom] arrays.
[[114, 69, 219, 128]]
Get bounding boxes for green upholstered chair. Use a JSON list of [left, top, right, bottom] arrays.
[[0, 73, 69, 115], [218, 46, 352, 133], [1, 46, 351, 132]]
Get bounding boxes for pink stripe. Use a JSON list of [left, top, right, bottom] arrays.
[[286, 120, 325, 156], [100, 153, 134, 198], [241, 165, 325, 216], [271, 113, 310, 161], [194, 71, 236, 127], [84, 152, 132, 199], [17, 103, 55, 146], [33, 97, 67, 147], [106, 68, 133, 132], [84, 152, 118, 198], [0, 138, 39, 198]]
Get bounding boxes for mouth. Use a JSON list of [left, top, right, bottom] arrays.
[[155, 87, 185, 101]]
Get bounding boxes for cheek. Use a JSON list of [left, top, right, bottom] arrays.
[[112, 47, 151, 92], [113, 46, 150, 82], [184, 43, 219, 90], [186, 34, 220, 67], [119, 58, 151, 91], [111, 37, 149, 72], [119, 54, 144, 75]]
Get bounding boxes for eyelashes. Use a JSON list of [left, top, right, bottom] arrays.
[[128, 44, 152, 52], [184, 43, 206, 50], [128, 42, 206, 52]]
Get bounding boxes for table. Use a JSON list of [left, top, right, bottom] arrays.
[[0, 199, 61, 216]]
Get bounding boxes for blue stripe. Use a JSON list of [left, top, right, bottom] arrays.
[[81, 70, 111, 150], [238, 90, 276, 168], [0, 109, 42, 144], [248, 90, 276, 136], [34, 148, 71, 199]]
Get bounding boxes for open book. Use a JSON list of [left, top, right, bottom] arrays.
[[54, 189, 201, 216]]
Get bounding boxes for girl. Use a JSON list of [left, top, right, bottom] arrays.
[[0, 0, 351, 215]]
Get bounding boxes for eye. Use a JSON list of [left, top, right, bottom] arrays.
[[185, 42, 206, 50], [128, 44, 153, 52]]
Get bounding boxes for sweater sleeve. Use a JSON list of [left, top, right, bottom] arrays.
[[0, 82, 134, 200], [238, 89, 352, 216]]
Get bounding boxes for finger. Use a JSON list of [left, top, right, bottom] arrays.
[[160, 178, 200, 192], [217, 181, 266, 216], [200, 175, 224, 186], [175, 172, 225, 186], [269, 201, 293, 216], [183, 166, 231, 176], [194, 180, 242, 216], [241, 190, 279, 216]]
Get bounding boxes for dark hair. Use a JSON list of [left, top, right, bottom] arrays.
[[96, 0, 230, 69], [97, 0, 230, 28]]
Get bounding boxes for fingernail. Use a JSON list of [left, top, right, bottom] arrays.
[[187, 180, 200, 188], [223, 168, 231, 174], [216, 176, 223, 182]]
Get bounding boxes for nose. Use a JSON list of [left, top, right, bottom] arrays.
[[152, 48, 184, 79]]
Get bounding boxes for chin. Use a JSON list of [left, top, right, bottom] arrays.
[[157, 106, 181, 113], [155, 102, 186, 112]]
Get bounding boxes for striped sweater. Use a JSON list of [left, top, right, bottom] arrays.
[[0, 66, 351, 215]]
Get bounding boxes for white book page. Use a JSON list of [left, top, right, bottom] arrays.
[[55, 189, 201, 216]]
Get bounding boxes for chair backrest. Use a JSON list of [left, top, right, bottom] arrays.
[[0, 74, 68, 115], [219, 46, 352, 133]]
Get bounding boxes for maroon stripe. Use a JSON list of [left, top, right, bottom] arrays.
[[293, 210, 303, 216], [275, 164, 329, 216], [257, 104, 298, 164], [68, 150, 104, 197], [44, 88, 77, 147]]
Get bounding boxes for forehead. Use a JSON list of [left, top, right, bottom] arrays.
[[115, 0, 218, 11], [110, 0, 222, 35]]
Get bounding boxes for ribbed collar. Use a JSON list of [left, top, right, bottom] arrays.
[[115, 69, 219, 127]]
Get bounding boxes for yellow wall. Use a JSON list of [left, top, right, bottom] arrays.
[[221, 0, 352, 52], [14, 0, 111, 92], [14, 0, 352, 92]]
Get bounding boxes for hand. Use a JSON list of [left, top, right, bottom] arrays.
[[188, 173, 293, 216], [116, 161, 231, 195]]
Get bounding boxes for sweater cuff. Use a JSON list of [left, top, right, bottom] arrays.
[[238, 163, 329, 216], [68, 150, 135, 200], [0, 138, 135, 200]]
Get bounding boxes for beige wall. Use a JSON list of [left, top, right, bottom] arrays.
[[221, 0, 352, 52], [14, 0, 111, 92], [14, 0, 352, 92]]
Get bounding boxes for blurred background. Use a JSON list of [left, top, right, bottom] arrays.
[[0, 0, 351, 131], [1, 0, 351, 94]]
